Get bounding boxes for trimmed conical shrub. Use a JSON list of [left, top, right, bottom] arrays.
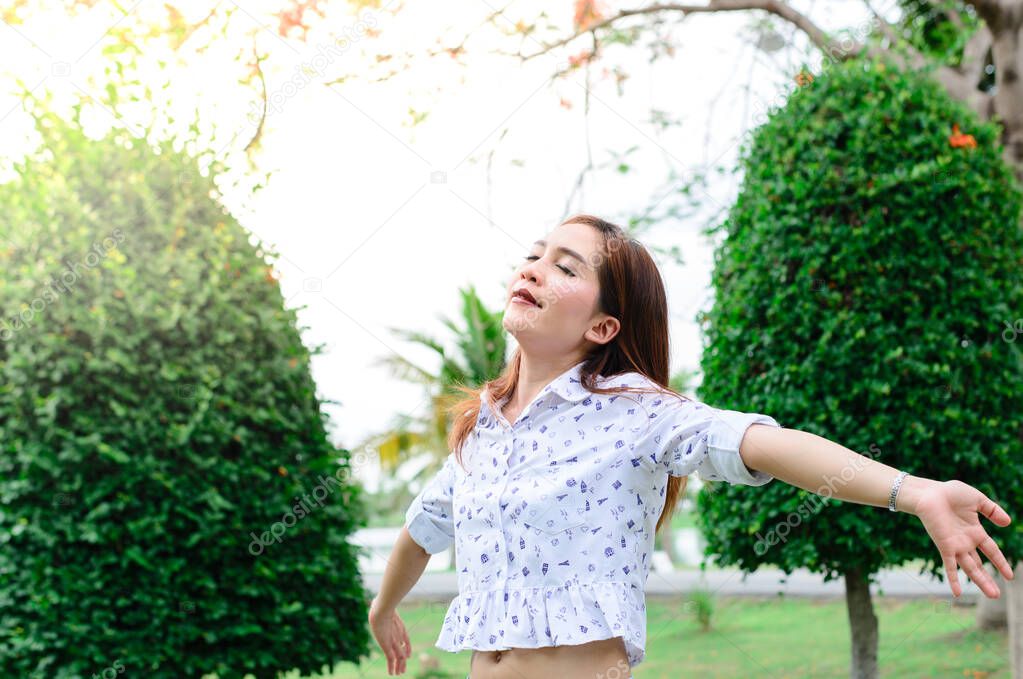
[[0, 105, 370, 678], [695, 56, 1023, 673]]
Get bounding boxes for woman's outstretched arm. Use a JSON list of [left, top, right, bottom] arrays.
[[738, 424, 1015, 599]]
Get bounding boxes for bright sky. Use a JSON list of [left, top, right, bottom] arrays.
[[0, 1, 877, 488]]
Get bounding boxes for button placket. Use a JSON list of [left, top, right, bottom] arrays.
[[494, 393, 548, 434], [492, 434, 514, 588]]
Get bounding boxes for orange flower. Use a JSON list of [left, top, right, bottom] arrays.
[[794, 70, 814, 87], [568, 50, 593, 68], [277, 8, 303, 38], [276, 0, 327, 40], [277, 466, 288, 476], [573, 0, 605, 31], [949, 123, 977, 149]]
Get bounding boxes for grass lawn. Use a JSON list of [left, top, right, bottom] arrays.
[[308, 595, 1008, 679]]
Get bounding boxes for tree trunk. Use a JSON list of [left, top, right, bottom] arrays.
[[845, 567, 879, 679], [1010, 560, 1023, 679], [977, 563, 1008, 630], [984, 9, 1023, 183]]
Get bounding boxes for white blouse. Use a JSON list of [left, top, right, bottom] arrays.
[[403, 359, 781, 670]]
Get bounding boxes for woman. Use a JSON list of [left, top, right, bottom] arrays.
[[368, 214, 1015, 678]]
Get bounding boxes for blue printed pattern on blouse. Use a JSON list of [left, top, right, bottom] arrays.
[[403, 360, 780, 670]]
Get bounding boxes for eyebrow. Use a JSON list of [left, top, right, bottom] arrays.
[[532, 240, 588, 266]]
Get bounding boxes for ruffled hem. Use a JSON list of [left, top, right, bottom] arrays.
[[434, 580, 647, 669]]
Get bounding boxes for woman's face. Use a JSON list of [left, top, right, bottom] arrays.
[[503, 221, 620, 354]]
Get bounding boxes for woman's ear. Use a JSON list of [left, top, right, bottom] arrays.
[[585, 314, 620, 345]]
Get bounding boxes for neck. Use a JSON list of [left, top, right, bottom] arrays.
[[512, 353, 584, 410]]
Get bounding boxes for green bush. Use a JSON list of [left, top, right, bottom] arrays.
[[696, 57, 1023, 582], [684, 588, 714, 632], [0, 105, 370, 678]]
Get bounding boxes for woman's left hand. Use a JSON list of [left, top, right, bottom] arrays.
[[911, 479, 1015, 598]]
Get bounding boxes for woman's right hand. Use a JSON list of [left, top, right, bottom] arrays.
[[368, 596, 412, 675]]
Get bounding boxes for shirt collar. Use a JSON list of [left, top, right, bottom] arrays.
[[480, 359, 591, 411]]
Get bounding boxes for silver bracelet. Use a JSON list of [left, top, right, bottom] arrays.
[[888, 471, 909, 512]]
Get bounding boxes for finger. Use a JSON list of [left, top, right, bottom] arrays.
[[973, 549, 1003, 598], [978, 534, 1015, 580], [403, 625, 412, 658], [387, 619, 399, 674], [386, 632, 396, 672], [963, 550, 999, 598], [395, 620, 409, 671], [391, 642, 404, 674], [978, 495, 1012, 527], [942, 553, 961, 597]]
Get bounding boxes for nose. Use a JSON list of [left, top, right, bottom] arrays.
[[518, 257, 543, 286]]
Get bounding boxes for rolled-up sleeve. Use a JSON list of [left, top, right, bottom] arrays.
[[404, 453, 458, 554], [638, 390, 780, 486]]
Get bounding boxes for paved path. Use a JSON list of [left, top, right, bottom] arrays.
[[361, 565, 983, 601]]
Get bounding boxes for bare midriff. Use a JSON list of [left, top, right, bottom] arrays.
[[468, 636, 631, 679]]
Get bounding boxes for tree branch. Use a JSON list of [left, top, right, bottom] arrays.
[[862, 0, 902, 51], [243, 38, 267, 156], [522, 1, 850, 62], [859, 0, 994, 120], [959, 23, 993, 84], [983, 2, 1023, 180], [515, 0, 999, 125], [860, 0, 947, 73], [936, 0, 966, 31], [968, 0, 1010, 32]]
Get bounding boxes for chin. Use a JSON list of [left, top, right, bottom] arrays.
[[503, 314, 540, 336]]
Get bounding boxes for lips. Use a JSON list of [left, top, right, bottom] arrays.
[[512, 288, 540, 307]]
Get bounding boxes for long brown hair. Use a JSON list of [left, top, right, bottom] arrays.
[[445, 213, 691, 535]]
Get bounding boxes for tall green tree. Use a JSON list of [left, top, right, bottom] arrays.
[[695, 56, 1023, 679], [0, 103, 370, 678]]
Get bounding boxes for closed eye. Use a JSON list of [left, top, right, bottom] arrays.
[[524, 255, 575, 277]]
